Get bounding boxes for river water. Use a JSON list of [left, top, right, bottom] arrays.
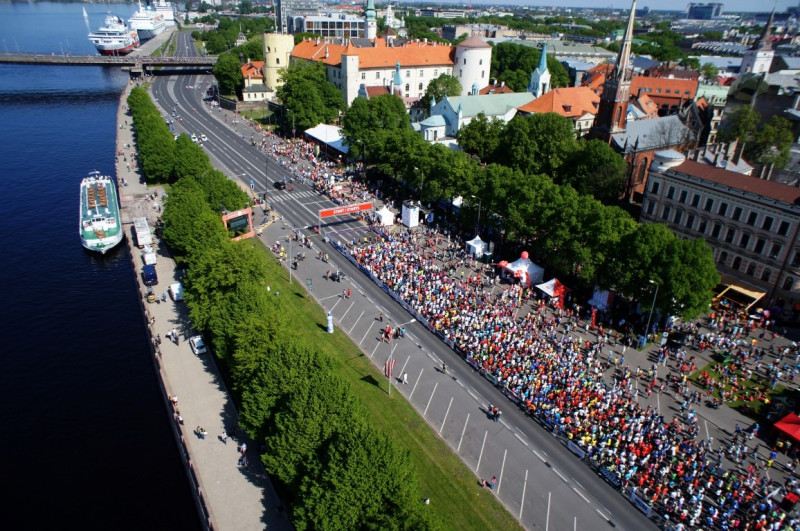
[[0, 3, 199, 528]]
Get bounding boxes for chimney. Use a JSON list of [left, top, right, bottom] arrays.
[[500, 81, 505, 87], [693, 148, 700, 161], [325, 46, 329, 58], [714, 151, 721, 166], [424, 38, 428, 44]]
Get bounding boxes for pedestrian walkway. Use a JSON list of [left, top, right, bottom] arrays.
[[115, 81, 290, 531]]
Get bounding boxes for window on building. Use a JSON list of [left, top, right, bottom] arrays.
[[792, 252, 800, 268], [718, 251, 728, 264], [662, 206, 671, 220], [754, 238, 766, 254], [725, 228, 735, 243], [746, 262, 757, 276], [463, 58, 466, 65], [762, 268, 771, 282], [698, 220, 707, 234], [711, 224, 721, 239], [691, 194, 700, 207], [679, 190, 687, 203], [739, 234, 750, 249], [482, 70, 485, 78], [645, 201, 655, 215], [762, 216, 774, 231], [276, 58, 280, 65], [376, 71, 380, 79], [434, 69, 438, 76], [418, 83, 423, 90], [406, 70, 411, 78], [650, 181, 660, 194], [704, 198, 714, 212], [732, 256, 742, 270], [746, 212, 758, 226], [419, 70, 424, 76], [732, 206, 742, 221], [718, 202, 728, 216], [361, 72, 366, 80], [779, 221, 791, 236], [783, 276, 794, 291], [771, 243, 783, 260], [673, 211, 682, 226], [405, 83, 409, 92], [459, 69, 463, 77], [667, 186, 675, 199], [686, 214, 695, 229], [479, 59, 483, 65]]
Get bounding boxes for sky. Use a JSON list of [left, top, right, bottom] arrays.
[[427, 0, 795, 15]]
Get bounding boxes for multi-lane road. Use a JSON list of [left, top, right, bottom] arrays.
[[149, 43, 657, 531]]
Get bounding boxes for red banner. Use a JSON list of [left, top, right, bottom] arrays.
[[319, 202, 373, 218]]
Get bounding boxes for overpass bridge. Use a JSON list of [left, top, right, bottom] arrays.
[[0, 53, 217, 69]]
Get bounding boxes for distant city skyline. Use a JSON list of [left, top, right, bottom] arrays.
[[403, 0, 794, 15]]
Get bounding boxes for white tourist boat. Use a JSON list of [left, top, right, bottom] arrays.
[[88, 13, 139, 55], [128, 1, 166, 41]]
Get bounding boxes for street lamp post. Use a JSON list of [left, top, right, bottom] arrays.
[[644, 280, 659, 345], [470, 194, 482, 237]]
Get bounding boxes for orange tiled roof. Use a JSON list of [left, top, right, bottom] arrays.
[[631, 76, 698, 100], [695, 96, 709, 111], [517, 87, 599, 118], [241, 61, 264, 79], [479, 82, 514, 94], [634, 93, 659, 117], [292, 37, 456, 69]]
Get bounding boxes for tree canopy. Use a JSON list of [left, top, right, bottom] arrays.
[[420, 74, 462, 113], [277, 61, 343, 134]]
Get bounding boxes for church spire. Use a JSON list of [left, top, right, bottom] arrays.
[[614, 0, 636, 83], [752, 9, 775, 51], [365, 0, 377, 39], [589, 0, 636, 142]]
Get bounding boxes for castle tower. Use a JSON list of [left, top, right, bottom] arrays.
[[527, 43, 551, 97], [365, 0, 377, 40], [590, 0, 636, 141], [740, 9, 775, 75], [263, 33, 295, 91], [453, 36, 492, 96]]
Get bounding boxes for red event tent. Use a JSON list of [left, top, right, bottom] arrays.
[[773, 412, 800, 444]]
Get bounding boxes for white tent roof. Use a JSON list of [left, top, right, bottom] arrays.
[[466, 235, 487, 256], [375, 205, 394, 226], [304, 124, 349, 154], [504, 252, 544, 286]]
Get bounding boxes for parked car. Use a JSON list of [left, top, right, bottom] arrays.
[[200, 134, 208, 142], [189, 336, 208, 355], [274, 181, 286, 190], [190, 134, 198, 143]]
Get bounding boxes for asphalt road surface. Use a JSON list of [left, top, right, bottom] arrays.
[[149, 44, 658, 531]]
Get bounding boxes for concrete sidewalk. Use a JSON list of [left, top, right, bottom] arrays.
[[115, 82, 290, 531]]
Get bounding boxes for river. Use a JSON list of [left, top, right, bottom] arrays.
[[0, 3, 200, 528]]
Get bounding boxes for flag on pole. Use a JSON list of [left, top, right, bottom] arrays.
[[384, 358, 397, 378]]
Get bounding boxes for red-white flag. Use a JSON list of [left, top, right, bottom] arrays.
[[385, 358, 397, 378]]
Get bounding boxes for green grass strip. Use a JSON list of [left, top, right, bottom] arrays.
[[249, 239, 522, 531]]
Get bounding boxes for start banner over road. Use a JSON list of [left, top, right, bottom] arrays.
[[319, 202, 373, 218]]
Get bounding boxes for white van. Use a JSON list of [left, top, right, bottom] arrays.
[[168, 282, 184, 301]]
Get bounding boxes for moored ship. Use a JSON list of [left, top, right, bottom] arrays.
[[80, 171, 123, 254], [154, 0, 177, 27], [88, 13, 139, 56], [128, 1, 166, 41]]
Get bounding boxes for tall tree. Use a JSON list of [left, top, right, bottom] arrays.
[[293, 423, 432, 530], [495, 113, 576, 176], [277, 61, 343, 133], [455, 112, 504, 161], [751, 115, 794, 169], [420, 74, 462, 113], [341, 95, 409, 162], [213, 53, 244, 96], [557, 139, 626, 203]]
